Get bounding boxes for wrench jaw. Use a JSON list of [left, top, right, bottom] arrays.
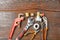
[[18, 13, 25, 28]]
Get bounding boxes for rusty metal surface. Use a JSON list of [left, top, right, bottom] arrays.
[[0, 0, 60, 40]]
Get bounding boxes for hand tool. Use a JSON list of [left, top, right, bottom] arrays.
[[8, 13, 24, 40], [42, 15, 48, 40], [16, 16, 34, 40]]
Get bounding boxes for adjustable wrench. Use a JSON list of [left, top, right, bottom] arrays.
[[16, 17, 34, 40], [8, 14, 24, 40]]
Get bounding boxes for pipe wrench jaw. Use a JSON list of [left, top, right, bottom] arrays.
[[17, 13, 25, 28], [18, 13, 24, 18], [18, 13, 25, 21], [14, 17, 24, 26]]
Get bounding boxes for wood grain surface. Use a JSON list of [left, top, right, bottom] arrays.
[[0, 0, 60, 40]]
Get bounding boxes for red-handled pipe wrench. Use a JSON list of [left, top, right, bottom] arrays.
[[8, 14, 24, 40]]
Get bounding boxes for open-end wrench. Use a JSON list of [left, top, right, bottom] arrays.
[[8, 14, 24, 40], [18, 13, 24, 28], [16, 17, 34, 40]]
